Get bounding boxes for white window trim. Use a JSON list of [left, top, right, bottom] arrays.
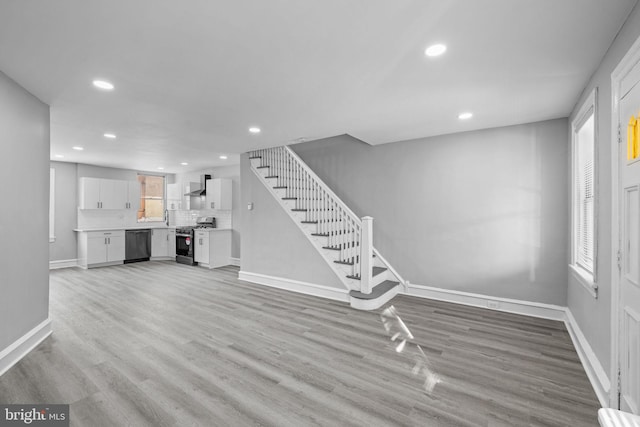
[[570, 88, 598, 298], [137, 173, 166, 223], [49, 167, 55, 243]]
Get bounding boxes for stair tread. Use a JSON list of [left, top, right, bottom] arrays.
[[265, 175, 278, 179], [349, 280, 399, 300], [248, 156, 261, 159], [273, 186, 287, 189], [346, 266, 386, 280], [256, 166, 269, 169], [291, 209, 307, 212], [301, 221, 318, 224], [282, 197, 297, 200]]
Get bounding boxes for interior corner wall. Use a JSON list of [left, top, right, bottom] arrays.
[[0, 70, 50, 351], [292, 118, 569, 306], [567, 1, 640, 379], [240, 154, 344, 288], [50, 161, 78, 262]]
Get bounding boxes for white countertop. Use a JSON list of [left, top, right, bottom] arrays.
[[193, 228, 232, 233], [73, 225, 176, 232]]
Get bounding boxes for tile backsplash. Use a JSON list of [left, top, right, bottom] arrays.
[[168, 209, 232, 229]]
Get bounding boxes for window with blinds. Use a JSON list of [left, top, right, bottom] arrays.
[[137, 174, 165, 222], [574, 112, 596, 275]]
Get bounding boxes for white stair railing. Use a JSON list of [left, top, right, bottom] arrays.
[[250, 146, 373, 291]]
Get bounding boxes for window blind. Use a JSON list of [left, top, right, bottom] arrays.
[[576, 115, 595, 273]]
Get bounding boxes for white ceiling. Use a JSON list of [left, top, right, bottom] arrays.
[[0, 0, 636, 173]]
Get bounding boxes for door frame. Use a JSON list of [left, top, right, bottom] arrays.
[[611, 33, 640, 409]]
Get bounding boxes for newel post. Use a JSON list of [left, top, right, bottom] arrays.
[[360, 216, 373, 294]]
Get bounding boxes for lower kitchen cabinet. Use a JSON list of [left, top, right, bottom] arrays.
[[194, 229, 231, 268], [151, 228, 176, 259], [78, 230, 125, 268]]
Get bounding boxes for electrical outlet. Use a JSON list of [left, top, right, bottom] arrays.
[[487, 300, 500, 310]]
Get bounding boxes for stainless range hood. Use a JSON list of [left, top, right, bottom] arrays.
[[184, 174, 211, 197]]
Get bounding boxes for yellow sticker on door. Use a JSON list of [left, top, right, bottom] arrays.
[[629, 115, 640, 161]]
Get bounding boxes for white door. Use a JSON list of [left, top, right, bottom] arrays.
[[87, 236, 107, 264], [618, 59, 640, 414], [106, 234, 126, 262], [80, 177, 101, 209], [98, 179, 124, 209], [167, 229, 176, 257], [127, 180, 141, 210], [151, 229, 168, 257], [194, 231, 209, 263]]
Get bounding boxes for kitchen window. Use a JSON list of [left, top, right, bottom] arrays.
[[138, 174, 165, 222], [570, 89, 597, 297]]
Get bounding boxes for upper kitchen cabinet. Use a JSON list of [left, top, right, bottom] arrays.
[[79, 177, 139, 210], [126, 180, 140, 210], [205, 178, 232, 210], [166, 182, 183, 210]]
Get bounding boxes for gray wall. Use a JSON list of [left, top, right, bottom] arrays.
[[0, 70, 50, 351], [567, 2, 640, 377], [49, 161, 78, 261], [240, 154, 344, 288], [292, 118, 569, 305]]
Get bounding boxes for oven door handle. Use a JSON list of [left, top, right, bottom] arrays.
[[176, 233, 192, 237]]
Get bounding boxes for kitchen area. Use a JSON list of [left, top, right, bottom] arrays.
[[49, 161, 240, 271]]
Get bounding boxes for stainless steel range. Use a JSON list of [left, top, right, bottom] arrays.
[[175, 216, 216, 265]]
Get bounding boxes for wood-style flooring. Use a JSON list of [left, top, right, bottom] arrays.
[[0, 261, 600, 426]]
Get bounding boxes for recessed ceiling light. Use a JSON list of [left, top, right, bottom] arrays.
[[249, 127, 261, 134], [157, 167, 164, 170], [72, 146, 84, 151], [54, 154, 64, 158], [219, 155, 228, 160], [103, 133, 116, 139], [92, 80, 114, 90], [180, 162, 188, 166], [458, 112, 473, 120], [425, 44, 447, 57]]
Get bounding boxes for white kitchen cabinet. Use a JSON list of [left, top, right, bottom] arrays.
[[151, 228, 168, 258], [79, 177, 131, 209], [205, 178, 232, 210], [194, 230, 209, 264], [78, 230, 125, 267], [194, 229, 231, 268], [151, 228, 176, 259], [166, 183, 182, 210], [167, 229, 176, 256], [126, 180, 140, 210], [79, 178, 101, 209], [103, 179, 127, 209]]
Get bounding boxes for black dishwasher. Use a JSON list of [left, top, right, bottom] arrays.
[[125, 229, 151, 263]]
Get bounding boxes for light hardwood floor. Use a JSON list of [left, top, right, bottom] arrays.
[[0, 261, 600, 426]]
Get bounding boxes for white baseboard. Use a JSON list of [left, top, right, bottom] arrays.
[[229, 257, 241, 267], [564, 309, 610, 407], [404, 283, 566, 321], [404, 283, 609, 407], [49, 259, 78, 270], [0, 318, 52, 377], [239, 271, 349, 303]]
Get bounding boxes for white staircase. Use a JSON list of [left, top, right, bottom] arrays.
[[248, 145, 407, 310]]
